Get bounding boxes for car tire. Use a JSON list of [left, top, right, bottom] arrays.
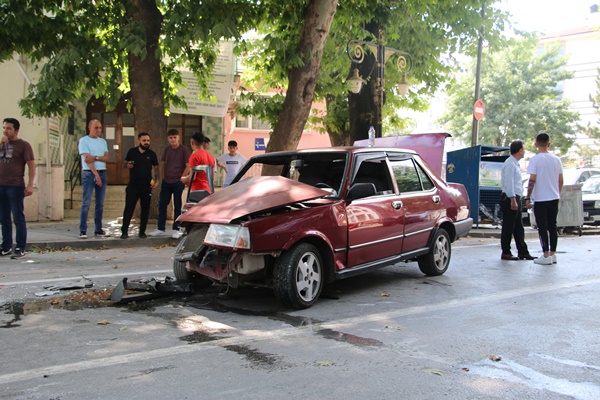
[[173, 236, 212, 288], [273, 243, 323, 309], [417, 229, 451, 276]]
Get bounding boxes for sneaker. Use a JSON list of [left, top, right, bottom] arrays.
[[94, 229, 111, 238], [172, 230, 183, 239], [552, 254, 557, 264], [533, 255, 553, 265], [148, 229, 167, 237], [138, 233, 147, 239], [120, 232, 129, 239], [1, 248, 12, 256], [79, 232, 88, 239], [11, 249, 25, 259]]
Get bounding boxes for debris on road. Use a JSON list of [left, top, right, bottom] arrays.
[[109, 276, 193, 303], [43, 277, 93, 291]]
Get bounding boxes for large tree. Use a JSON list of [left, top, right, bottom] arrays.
[[239, 0, 509, 148], [0, 0, 260, 144], [439, 36, 579, 153]]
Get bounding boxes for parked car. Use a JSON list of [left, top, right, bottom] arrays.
[[175, 147, 473, 309], [582, 175, 600, 225], [521, 168, 600, 225]]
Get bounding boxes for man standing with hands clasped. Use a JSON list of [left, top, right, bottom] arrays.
[[500, 140, 534, 261], [120, 132, 159, 239], [78, 119, 110, 239], [525, 132, 563, 265], [0, 118, 35, 259]]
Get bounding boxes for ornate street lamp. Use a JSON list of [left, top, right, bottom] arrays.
[[346, 32, 413, 138]]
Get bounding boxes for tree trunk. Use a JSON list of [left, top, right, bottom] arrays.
[[266, 0, 337, 154], [348, 21, 379, 144], [127, 0, 167, 219]]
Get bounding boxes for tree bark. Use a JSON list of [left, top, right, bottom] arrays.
[[266, 0, 338, 154], [127, 0, 167, 218], [348, 21, 379, 144]]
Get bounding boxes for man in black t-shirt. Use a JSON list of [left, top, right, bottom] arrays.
[[120, 132, 159, 239]]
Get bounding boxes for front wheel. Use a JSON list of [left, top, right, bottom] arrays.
[[417, 229, 451, 276], [173, 236, 212, 288], [273, 243, 323, 309]]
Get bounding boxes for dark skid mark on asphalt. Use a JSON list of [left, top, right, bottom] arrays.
[[317, 328, 383, 347], [186, 299, 383, 349], [179, 330, 226, 344], [118, 365, 176, 380], [222, 344, 285, 370]]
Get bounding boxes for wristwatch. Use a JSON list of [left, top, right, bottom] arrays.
[[95, 156, 98, 161]]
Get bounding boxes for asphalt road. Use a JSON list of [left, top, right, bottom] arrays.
[[1, 235, 599, 399]]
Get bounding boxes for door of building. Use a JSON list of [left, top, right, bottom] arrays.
[[87, 97, 135, 185]]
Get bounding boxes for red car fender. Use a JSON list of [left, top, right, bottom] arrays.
[[280, 229, 336, 254]]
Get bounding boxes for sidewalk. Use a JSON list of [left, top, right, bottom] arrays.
[[22, 218, 175, 251], [14, 220, 598, 252]]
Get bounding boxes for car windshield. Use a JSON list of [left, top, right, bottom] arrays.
[[582, 178, 600, 194], [233, 151, 349, 197]]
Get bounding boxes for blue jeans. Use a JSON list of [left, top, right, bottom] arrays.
[[157, 180, 185, 231], [0, 185, 27, 251], [79, 170, 107, 234]]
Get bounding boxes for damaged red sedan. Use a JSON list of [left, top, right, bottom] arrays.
[[175, 147, 472, 309]]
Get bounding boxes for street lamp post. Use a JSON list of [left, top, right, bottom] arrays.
[[346, 30, 413, 138]]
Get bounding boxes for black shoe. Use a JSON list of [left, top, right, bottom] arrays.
[[501, 253, 519, 260], [138, 233, 147, 239], [11, 249, 25, 259], [518, 253, 536, 260], [120, 232, 129, 239], [1, 248, 12, 256], [94, 229, 110, 238]]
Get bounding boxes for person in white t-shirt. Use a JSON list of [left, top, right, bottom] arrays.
[[217, 140, 247, 187], [525, 132, 563, 266]]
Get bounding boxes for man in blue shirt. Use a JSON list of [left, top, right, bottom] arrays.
[[500, 140, 534, 260], [78, 119, 110, 239]]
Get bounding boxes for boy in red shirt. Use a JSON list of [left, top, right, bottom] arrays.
[[187, 131, 215, 193]]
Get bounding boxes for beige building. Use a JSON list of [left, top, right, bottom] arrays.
[[540, 7, 600, 165]]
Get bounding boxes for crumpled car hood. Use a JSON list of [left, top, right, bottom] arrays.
[[178, 175, 330, 224]]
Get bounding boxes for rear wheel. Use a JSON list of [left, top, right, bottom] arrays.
[[273, 243, 323, 309], [417, 229, 451, 276]]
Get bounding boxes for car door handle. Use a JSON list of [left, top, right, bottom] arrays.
[[391, 201, 403, 209], [432, 195, 440, 203]]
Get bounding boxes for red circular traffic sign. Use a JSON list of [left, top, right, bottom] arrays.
[[474, 99, 485, 121]]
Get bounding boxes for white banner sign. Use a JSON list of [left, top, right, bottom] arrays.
[[170, 41, 236, 118]]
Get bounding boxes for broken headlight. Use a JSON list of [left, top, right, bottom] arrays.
[[204, 224, 251, 249]]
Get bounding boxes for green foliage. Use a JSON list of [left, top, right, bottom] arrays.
[[238, 0, 510, 141], [439, 36, 578, 154], [2, 0, 262, 118]]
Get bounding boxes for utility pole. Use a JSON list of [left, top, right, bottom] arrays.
[[471, 4, 485, 147]]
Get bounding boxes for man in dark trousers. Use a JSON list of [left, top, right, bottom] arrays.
[[0, 118, 35, 258], [149, 128, 190, 239], [120, 132, 159, 239], [499, 140, 534, 261]]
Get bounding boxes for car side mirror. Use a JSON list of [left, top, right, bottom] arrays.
[[347, 182, 377, 201]]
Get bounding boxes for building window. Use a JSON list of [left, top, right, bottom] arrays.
[[234, 97, 272, 130]]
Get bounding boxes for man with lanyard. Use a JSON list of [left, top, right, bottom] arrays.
[[0, 118, 35, 258], [78, 119, 110, 239], [500, 140, 534, 260], [120, 132, 159, 239]]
